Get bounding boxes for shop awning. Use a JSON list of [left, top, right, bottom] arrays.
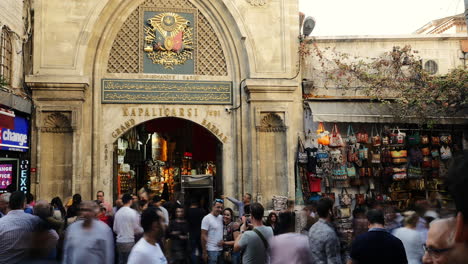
[[306, 101, 468, 124], [0, 90, 32, 114]]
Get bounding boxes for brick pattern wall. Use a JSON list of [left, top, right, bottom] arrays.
[[0, 0, 24, 90]]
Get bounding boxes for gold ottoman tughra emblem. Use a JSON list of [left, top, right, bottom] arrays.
[[143, 12, 194, 69]]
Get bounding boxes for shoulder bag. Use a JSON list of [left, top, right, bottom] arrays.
[[347, 125, 357, 145], [371, 125, 381, 147], [329, 123, 344, 147], [339, 188, 352, 207], [357, 127, 369, 144], [408, 132, 421, 146]]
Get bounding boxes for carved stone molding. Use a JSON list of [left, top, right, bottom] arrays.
[[246, 0, 267, 6], [257, 113, 286, 132], [41, 112, 73, 133]]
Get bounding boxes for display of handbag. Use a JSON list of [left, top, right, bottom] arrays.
[[409, 147, 423, 164], [339, 188, 352, 207], [356, 193, 365, 205], [332, 165, 348, 180], [421, 135, 430, 145], [382, 148, 393, 164], [329, 123, 345, 147], [382, 134, 390, 146], [432, 159, 440, 169], [334, 206, 351, 219], [371, 150, 381, 164], [373, 167, 382, 177], [431, 136, 440, 146], [322, 187, 335, 202], [308, 176, 322, 193], [357, 127, 369, 144], [392, 167, 407, 181], [408, 132, 421, 146], [422, 156, 432, 168], [297, 139, 308, 164], [317, 122, 330, 146], [371, 125, 381, 147], [390, 128, 406, 145], [408, 165, 423, 178], [440, 134, 452, 145], [431, 149, 439, 158], [359, 167, 372, 177], [440, 146, 452, 160], [347, 145, 359, 163], [346, 125, 357, 145], [391, 150, 408, 164], [330, 149, 343, 164], [316, 146, 329, 163], [358, 145, 369, 160], [439, 161, 449, 177], [421, 147, 430, 156], [346, 163, 357, 178]]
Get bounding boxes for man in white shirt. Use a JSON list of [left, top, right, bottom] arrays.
[[63, 200, 115, 264], [127, 208, 167, 264], [113, 193, 143, 264], [201, 198, 224, 264], [152, 195, 169, 226]]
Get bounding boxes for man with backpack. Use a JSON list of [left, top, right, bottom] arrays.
[[234, 202, 273, 264]]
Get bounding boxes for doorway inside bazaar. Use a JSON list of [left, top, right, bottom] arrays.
[[113, 117, 222, 210]]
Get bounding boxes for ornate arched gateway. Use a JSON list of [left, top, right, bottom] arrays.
[[27, 0, 301, 208]]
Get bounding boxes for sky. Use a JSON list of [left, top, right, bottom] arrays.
[[299, 0, 465, 36]]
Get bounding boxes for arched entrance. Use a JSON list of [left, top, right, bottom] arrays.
[[113, 117, 222, 209]]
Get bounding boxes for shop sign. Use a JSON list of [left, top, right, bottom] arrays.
[[102, 79, 232, 105], [0, 164, 13, 190], [0, 116, 29, 152], [19, 160, 29, 193]]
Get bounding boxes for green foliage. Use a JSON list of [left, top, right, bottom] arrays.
[[0, 75, 7, 88], [307, 44, 468, 124]]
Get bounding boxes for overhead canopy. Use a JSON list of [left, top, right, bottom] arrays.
[[0, 90, 32, 114], [306, 101, 468, 125]]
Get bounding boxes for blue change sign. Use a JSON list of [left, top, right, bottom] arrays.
[[0, 116, 29, 152]]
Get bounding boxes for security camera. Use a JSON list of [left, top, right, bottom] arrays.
[[225, 107, 231, 114]]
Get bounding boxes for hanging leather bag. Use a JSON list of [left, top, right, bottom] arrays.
[[431, 136, 440, 146], [371, 150, 381, 164], [371, 125, 381, 147], [339, 188, 352, 207], [421, 135, 430, 145], [347, 125, 357, 145], [329, 123, 345, 147], [357, 127, 369, 144], [358, 145, 369, 160], [347, 145, 359, 162], [346, 163, 357, 178]]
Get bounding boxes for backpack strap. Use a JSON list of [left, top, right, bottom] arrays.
[[253, 228, 269, 250]]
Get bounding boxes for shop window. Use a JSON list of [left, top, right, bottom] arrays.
[[0, 27, 13, 86]]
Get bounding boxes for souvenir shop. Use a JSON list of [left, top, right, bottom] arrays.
[[298, 103, 467, 244], [114, 117, 222, 205]]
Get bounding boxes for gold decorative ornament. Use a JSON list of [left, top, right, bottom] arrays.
[[144, 12, 194, 69]]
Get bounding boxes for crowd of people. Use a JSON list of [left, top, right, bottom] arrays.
[[0, 153, 466, 264]]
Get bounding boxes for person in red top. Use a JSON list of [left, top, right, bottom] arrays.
[[97, 191, 113, 216]]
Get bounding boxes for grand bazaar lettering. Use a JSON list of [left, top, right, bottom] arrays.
[[113, 107, 227, 143]]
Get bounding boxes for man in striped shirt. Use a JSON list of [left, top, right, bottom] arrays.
[[0, 191, 41, 263]]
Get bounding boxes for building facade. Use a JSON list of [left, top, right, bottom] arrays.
[[26, 0, 302, 206], [0, 0, 33, 195]]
